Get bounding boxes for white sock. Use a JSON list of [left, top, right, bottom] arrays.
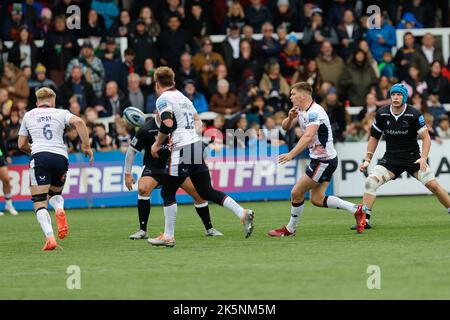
[[447, 208, 450, 214], [36, 208, 54, 237], [286, 201, 304, 233], [49, 195, 65, 211], [163, 203, 177, 238], [363, 204, 372, 221], [223, 196, 244, 219], [5, 194, 12, 206], [325, 196, 358, 214]]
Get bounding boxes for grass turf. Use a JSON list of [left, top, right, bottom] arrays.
[[1, 195, 450, 300]]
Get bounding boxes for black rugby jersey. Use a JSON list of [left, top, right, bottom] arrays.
[[370, 105, 427, 163], [129, 118, 171, 173]]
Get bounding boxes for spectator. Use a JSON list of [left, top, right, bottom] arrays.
[[183, 79, 208, 113], [436, 115, 450, 139], [378, 51, 396, 80], [0, 89, 13, 121], [139, 58, 156, 97], [110, 9, 132, 37], [358, 92, 379, 122], [99, 80, 131, 117], [58, 66, 96, 112], [137, 6, 161, 38], [91, 0, 119, 31], [336, 9, 363, 61], [424, 112, 442, 143], [157, 14, 192, 70], [403, 65, 428, 98], [231, 39, 263, 87], [222, 1, 246, 32], [393, 32, 418, 81], [114, 119, 132, 153], [4, 109, 22, 156], [65, 125, 81, 153], [192, 36, 226, 88], [91, 123, 114, 152], [37, 7, 53, 40], [212, 0, 228, 33], [374, 75, 392, 107], [28, 63, 58, 107], [397, 12, 423, 29], [326, 0, 354, 28], [69, 100, 82, 117], [81, 9, 107, 42], [323, 90, 347, 142], [128, 19, 158, 72], [66, 41, 106, 98], [1, 3, 35, 41], [204, 114, 225, 149], [279, 33, 301, 84], [425, 61, 450, 103], [261, 116, 286, 145], [442, 58, 450, 82], [145, 92, 158, 114], [411, 92, 428, 114], [315, 41, 343, 90], [122, 48, 136, 75], [358, 39, 380, 78], [0, 63, 30, 104], [161, 0, 186, 26], [207, 64, 236, 98], [302, 8, 338, 60], [84, 107, 99, 127], [277, 24, 288, 49], [175, 52, 202, 90], [339, 49, 378, 106], [246, 94, 271, 126], [22, 0, 41, 29], [344, 122, 364, 142], [186, 2, 211, 51], [8, 25, 41, 70], [245, 0, 272, 33], [238, 78, 263, 109], [100, 37, 128, 93], [426, 93, 447, 127], [242, 24, 259, 55], [220, 24, 241, 71], [42, 14, 79, 87], [209, 79, 241, 115], [259, 59, 290, 112], [402, 0, 435, 28], [257, 22, 282, 63], [365, 12, 396, 62], [295, 59, 323, 98], [273, 0, 295, 32], [412, 33, 445, 77], [127, 73, 145, 111]]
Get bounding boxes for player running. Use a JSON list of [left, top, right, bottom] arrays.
[[0, 123, 18, 216], [358, 83, 450, 232], [148, 67, 254, 247], [124, 116, 223, 239], [18, 87, 93, 250], [268, 82, 365, 237]]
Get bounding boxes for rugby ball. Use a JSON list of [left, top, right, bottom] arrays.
[[123, 107, 146, 127]]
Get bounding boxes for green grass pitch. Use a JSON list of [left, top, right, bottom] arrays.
[[1, 195, 450, 300]]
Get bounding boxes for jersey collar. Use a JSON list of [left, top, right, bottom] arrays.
[[37, 104, 51, 108], [305, 100, 315, 112], [389, 104, 407, 121]]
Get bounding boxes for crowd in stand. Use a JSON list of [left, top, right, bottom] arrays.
[[1, 0, 450, 159]]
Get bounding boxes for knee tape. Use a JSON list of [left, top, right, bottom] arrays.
[[32, 193, 48, 203], [365, 165, 391, 196], [48, 189, 62, 197], [417, 166, 436, 185]]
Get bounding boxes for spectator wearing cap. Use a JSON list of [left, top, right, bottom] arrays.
[[397, 12, 423, 29], [28, 63, 57, 107], [222, 1, 246, 33], [302, 7, 338, 60], [1, 3, 35, 41], [402, 0, 435, 28], [183, 79, 208, 113], [91, 0, 119, 31], [192, 36, 226, 88], [220, 24, 241, 71], [209, 79, 241, 115], [186, 2, 211, 52], [436, 115, 450, 139], [100, 37, 128, 93], [244, 0, 272, 33], [127, 19, 158, 72], [175, 52, 202, 91], [66, 41, 106, 98], [336, 9, 363, 61], [110, 9, 132, 38], [365, 12, 396, 62], [42, 14, 79, 87], [98, 80, 131, 117], [8, 24, 41, 70], [425, 61, 450, 103], [273, 0, 295, 32], [257, 22, 282, 64], [157, 14, 193, 70], [58, 65, 96, 112], [0, 63, 30, 105], [279, 33, 302, 84], [81, 9, 107, 42], [412, 33, 445, 78], [315, 41, 343, 90]]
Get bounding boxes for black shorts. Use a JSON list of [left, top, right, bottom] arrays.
[[29, 152, 68, 187], [305, 157, 338, 183], [378, 158, 420, 179], [168, 141, 209, 177], [140, 165, 165, 187], [0, 156, 7, 167]]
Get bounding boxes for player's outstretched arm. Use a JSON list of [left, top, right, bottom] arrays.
[[70, 116, 94, 165], [18, 135, 31, 155], [360, 136, 379, 173], [416, 129, 431, 171], [124, 146, 137, 191], [278, 124, 318, 164]]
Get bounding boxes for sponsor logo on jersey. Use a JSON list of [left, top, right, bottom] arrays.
[[386, 129, 409, 135], [418, 115, 425, 126], [308, 112, 318, 122]]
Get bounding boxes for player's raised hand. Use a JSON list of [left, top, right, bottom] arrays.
[[415, 157, 427, 171], [151, 142, 160, 158], [125, 173, 135, 191], [82, 144, 94, 166], [278, 153, 293, 165], [288, 107, 298, 120]]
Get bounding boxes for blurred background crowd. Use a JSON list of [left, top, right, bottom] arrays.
[[1, 0, 450, 160]]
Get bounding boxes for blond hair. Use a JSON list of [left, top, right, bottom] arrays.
[[35, 87, 56, 102], [154, 66, 175, 87]]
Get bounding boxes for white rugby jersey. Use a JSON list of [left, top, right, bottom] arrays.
[[155, 89, 200, 148], [297, 102, 337, 160], [19, 107, 74, 158]]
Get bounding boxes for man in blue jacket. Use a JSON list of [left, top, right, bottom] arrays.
[[366, 13, 396, 62]]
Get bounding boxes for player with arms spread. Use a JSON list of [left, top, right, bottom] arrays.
[[18, 87, 93, 250], [358, 83, 450, 232], [124, 116, 223, 240], [148, 67, 254, 247], [268, 82, 365, 236]]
